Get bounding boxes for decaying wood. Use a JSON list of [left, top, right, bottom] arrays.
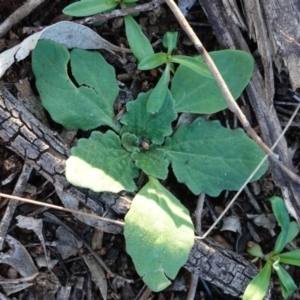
[[0, 83, 126, 233], [185, 238, 271, 299], [0, 84, 260, 296], [199, 0, 300, 226], [245, 0, 300, 91]]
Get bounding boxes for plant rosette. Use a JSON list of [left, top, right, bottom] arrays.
[[32, 38, 268, 291]]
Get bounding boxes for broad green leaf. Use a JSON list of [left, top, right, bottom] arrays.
[[124, 0, 139, 3], [271, 196, 290, 254], [273, 259, 297, 299], [138, 53, 168, 70], [32, 40, 119, 131], [162, 32, 178, 54], [124, 177, 194, 292], [124, 15, 154, 61], [147, 64, 170, 113], [164, 118, 268, 196], [121, 133, 140, 152], [63, 0, 117, 17], [120, 90, 177, 145], [171, 50, 254, 113], [242, 261, 271, 300], [277, 249, 300, 266], [169, 55, 212, 78], [131, 146, 169, 179], [66, 131, 139, 193]]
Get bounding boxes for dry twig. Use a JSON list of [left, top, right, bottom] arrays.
[[0, 0, 46, 37]]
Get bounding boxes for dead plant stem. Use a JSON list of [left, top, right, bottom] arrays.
[[0, 0, 45, 37], [0, 193, 124, 227]]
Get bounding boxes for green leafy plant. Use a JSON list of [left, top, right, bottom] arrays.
[[63, 2, 254, 115], [136, 31, 211, 113], [134, 31, 254, 114], [32, 36, 268, 291], [243, 196, 300, 300]]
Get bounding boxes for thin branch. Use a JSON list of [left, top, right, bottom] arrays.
[[0, 192, 124, 227], [0, 272, 39, 284], [194, 193, 205, 235], [0, 0, 46, 37], [186, 274, 198, 300]]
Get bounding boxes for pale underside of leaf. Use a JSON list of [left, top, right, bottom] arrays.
[[124, 177, 194, 292], [164, 118, 268, 196], [66, 131, 139, 193], [0, 21, 124, 79]]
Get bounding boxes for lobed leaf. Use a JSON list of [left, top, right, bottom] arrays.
[[131, 146, 169, 179], [124, 15, 154, 62], [124, 177, 194, 292], [171, 50, 254, 113], [273, 260, 297, 299], [66, 131, 139, 193], [120, 90, 177, 145], [32, 40, 119, 131], [164, 118, 268, 196], [242, 261, 271, 300], [63, 0, 117, 17]]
